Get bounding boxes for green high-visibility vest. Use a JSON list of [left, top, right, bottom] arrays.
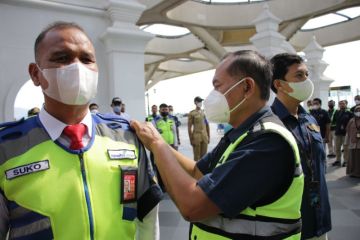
[[0, 118, 143, 239], [146, 115, 154, 122], [190, 122, 304, 240], [155, 117, 175, 145]]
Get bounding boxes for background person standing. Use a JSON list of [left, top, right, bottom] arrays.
[[345, 105, 360, 177], [188, 97, 209, 161], [310, 98, 330, 150], [271, 53, 331, 240], [111, 97, 122, 115], [332, 100, 353, 167], [168, 105, 181, 150], [153, 103, 177, 149], [327, 100, 337, 158], [350, 95, 360, 113], [146, 105, 158, 122]]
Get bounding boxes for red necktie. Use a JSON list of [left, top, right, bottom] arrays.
[[63, 124, 87, 150]]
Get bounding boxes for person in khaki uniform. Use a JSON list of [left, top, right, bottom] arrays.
[[188, 96, 210, 161]]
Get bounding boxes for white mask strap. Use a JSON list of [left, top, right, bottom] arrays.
[[230, 96, 247, 113], [224, 77, 246, 96]]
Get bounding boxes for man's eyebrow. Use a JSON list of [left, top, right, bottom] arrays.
[[82, 51, 95, 59], [49, 50, 71, 57], [295, 70, 307, 74]]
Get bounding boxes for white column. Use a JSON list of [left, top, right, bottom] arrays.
[[250, 3, 293, 59], [250, 3, 298, 104], [303, 36, 334, 105], [100, 0, 153, 120]]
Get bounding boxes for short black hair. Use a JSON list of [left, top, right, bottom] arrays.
[[111, 97, 122, 105], [270, 53, 304, 93], [159, 103, 168, 108], [89, 103, 98, 108], [224, 50, 272, 100], [313, 98, 322, 105], [34, 21, 87, 62]]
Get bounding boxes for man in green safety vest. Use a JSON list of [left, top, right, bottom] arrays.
[[132, 50, 304, 240], [0, 21, 162, 240], [146, 105, 159, 122], [152, 103, 178, 149]]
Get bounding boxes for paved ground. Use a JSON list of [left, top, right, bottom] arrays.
[[158, 123, 360, 240]]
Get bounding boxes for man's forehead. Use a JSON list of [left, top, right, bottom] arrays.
[[39, 28, 94, 53], [289, 63, 307, 72]]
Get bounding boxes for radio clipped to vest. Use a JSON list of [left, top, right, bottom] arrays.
[[120, 166, 138, 204]]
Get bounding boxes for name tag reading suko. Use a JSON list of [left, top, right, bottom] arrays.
[[5, 160, 50, 180]]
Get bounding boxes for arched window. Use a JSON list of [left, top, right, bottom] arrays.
[[14, 80, 43, 119]]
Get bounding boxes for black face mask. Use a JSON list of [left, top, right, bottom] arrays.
[[160, 112, 168, 117], [328, 105, 334, 109]]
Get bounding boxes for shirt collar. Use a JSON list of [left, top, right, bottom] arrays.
[[39, 108, 93, 141], [226, 105, 273, 142], [271, 97, 307, 121]]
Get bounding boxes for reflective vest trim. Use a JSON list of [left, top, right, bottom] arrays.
[[1, 136, 139, 239], [191, 121, 304, 240], [191, 223, 301, 240]]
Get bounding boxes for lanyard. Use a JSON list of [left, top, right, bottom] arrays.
[[285, 118, 316, 182]]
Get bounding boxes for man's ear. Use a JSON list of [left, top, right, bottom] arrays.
[[274, 79, 293, 93], [273, 79, 282, 91], [243, 77, 255, 97], [28, 63, 41, 86]]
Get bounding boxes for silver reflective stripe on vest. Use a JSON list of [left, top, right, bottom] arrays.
[[95, 123, 137, 146], [0, 127, 50, 165], [9, 218, 51, 238], [197, 215, 301, 237], [9, 205, 30, 219], [294, 164, 303, 177]]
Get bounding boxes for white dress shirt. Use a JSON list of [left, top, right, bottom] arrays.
[[39, 108, 92, 147]]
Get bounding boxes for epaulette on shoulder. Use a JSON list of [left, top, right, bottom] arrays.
[[93, 113, 130, 130], [0, 118, 27, 142], [0, 118, 25, 131]]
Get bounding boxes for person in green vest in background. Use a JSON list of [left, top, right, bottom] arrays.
[[146, 104, 158, 122], [153, 103, 178, 149]]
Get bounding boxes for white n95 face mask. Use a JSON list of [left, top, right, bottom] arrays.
[[281, 78, 314, 102], [204, 78, 247, 123], [38, 62, 98, 105]]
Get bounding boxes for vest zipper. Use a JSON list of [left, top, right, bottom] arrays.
[[78, 152, 94, 240]]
